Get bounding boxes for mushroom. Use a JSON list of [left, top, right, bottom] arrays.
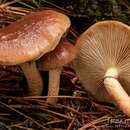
[[37, 40, 77, 103], [73, 20, 130, 117], [0, 10, 70, 96]]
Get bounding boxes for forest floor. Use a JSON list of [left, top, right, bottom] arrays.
[[0, 0, 130, 130]]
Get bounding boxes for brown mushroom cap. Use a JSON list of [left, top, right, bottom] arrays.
[[37, 39, 76, 103], [37, 40, 77, 70], [0, 10, 70, 65], [74, 20, 130, 103]]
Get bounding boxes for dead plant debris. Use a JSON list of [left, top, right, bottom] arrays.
[[0, 0, 130, 130]]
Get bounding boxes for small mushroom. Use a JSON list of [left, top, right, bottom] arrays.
[[37, 40, 77, 103], [0, 10, 70, 96], [73, 20, 130, 117]]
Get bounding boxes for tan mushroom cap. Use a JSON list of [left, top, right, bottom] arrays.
[[37, 40, 77, 70], [0, 10, 70, 65], [74, 20, 130, 102]]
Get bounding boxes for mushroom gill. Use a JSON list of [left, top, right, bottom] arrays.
[[73, 20, 130, 117]]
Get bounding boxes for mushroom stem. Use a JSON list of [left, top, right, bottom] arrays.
[[104, 68, 130, 117], [47, 68, 61, 103], [20, 61, 43, 96]]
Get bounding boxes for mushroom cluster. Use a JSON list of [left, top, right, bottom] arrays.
[[2, 7, 130, 117], [73, 20, 130, 117], [0, 10, 72, 97]]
